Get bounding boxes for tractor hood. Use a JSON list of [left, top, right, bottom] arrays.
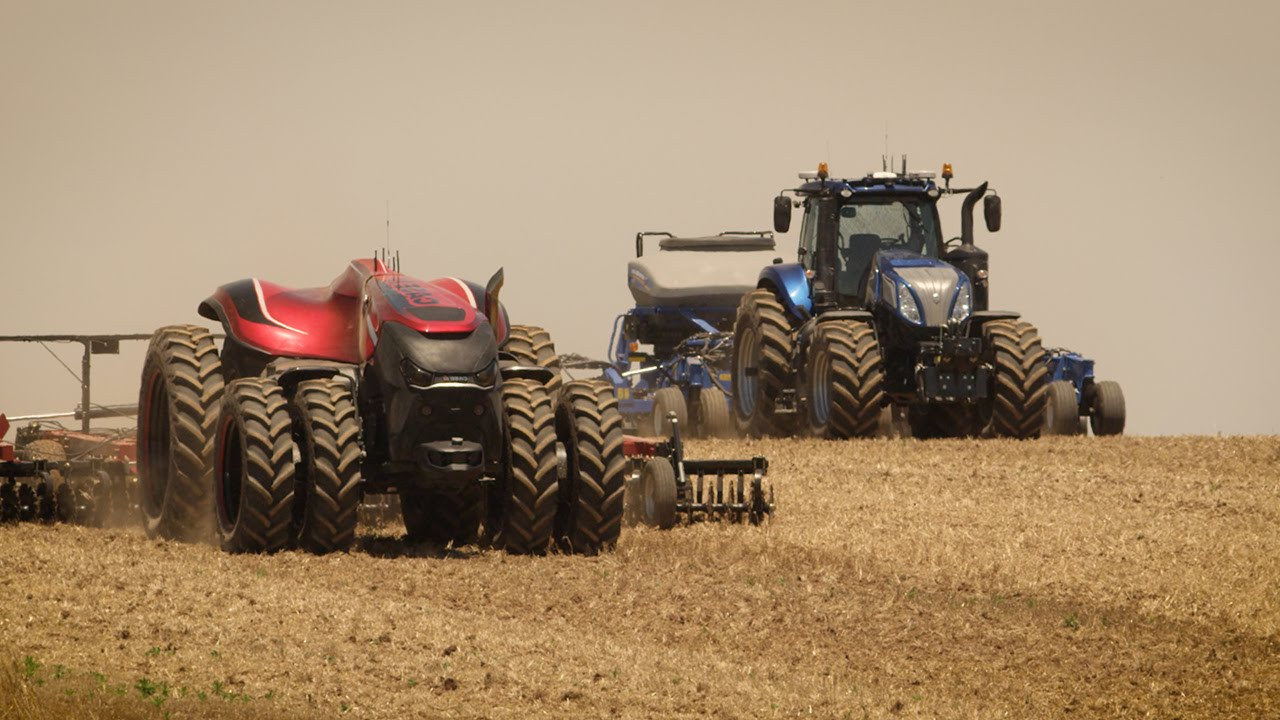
[[874, 251, 972, 328]]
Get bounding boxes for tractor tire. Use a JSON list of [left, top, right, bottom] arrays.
[[553, 380, 626, 555], [698, 390, 734, 439], [982, 320, 1049, 439], [639, 457, 677, 530], [137, 324, 225, 542], [291, 378, 362, 554], [503, 325, 562, 397], [19, 439, 66, 462], [214, 378, 297, 553], [1044, 380, 1082, 436], [401, 486, 484, 547], [732, 289, 794, 437], [489, 378, 558, 554], [650, 387, 688, 437], [805, 320, 884, 439], [1090, 380, 1126, 436]]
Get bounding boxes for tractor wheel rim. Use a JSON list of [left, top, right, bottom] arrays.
[[736, 328, 758, 417]]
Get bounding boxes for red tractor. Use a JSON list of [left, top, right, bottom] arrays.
[[137, 257, 625, 555]]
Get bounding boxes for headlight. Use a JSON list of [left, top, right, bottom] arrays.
[[949, 280, 972, 324], [473, 360, 498, 388], [401, 358, 435, 388], [896, 282, 922, 325]]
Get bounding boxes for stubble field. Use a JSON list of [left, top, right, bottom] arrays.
[[2, 435, 1278, 719]]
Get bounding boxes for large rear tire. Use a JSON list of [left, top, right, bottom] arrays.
[[732, 289, 794, 437], [1044, 380, 1081, 436], [503, 325, 562, 396], [650, 387, 688, 437], [1090, 380, 1126, 436], [982, 320, 1049, 439], [490, 378, 558, 554], [401, 486, 483, 547], [291, 378, 362, 554], [214, 378, 296, 553], [698, 390, 734, 439], [554, 380, 627, 555], [806, 320, 884, 439], [137, 325, 225, 542]]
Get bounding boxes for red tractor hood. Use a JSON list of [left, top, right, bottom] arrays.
[[199, 259, 506, 364]]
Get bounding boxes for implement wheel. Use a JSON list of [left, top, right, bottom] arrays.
[[698, 390, 734, 439], [137, 325, 225, 541], [554, 380, 627, 555], [651, 387, 688, 437], [504, 325, 562, 396], [1044, 380, 1081, 436], [639, 457, 677, 530], [489, 378, 558, 554], [1090, 380, 1126, 436], [214, 378, 297, 553], [982, 320, 1049, 439], [291, 378, 362, 554], [806, 320, 884, 439], [732, 289, 794, 437]]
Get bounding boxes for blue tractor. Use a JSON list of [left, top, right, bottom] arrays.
[[732, 160, 1049, 439], [1042, 349, 1126, 436], [599, 231, 783, 438]]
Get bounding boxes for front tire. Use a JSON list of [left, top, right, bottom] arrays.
[[806, 320, 884, 439], [1044, 380, 1081, 436], [490, 378, 558, 554], [1090, 380, 1126, 436], [291, 378, 362, 554], [698, 390, 734, 438], [554, 380, 627, 555], [503, 325, 562, 396], [137, 325, 225, 542], [732, 289, 794, 437], [214, 378, 296, 553], [982, 320, 1049, 439], [638, 457, 677, 530]]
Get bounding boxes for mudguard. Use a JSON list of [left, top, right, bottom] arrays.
[[757, 262, 811, 322]]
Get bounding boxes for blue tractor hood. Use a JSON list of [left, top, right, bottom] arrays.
[[873, 250, 972, 328]]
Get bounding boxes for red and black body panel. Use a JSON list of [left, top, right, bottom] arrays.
[[198, 258, 514, 491]]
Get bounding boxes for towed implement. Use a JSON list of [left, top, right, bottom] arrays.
[[623, 414, 772, 529], [0, 414, 135, 525], [1042, 348, 1126, 436], [140, 254, 625, 555]]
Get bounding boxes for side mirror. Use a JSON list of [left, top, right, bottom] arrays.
[[984, 195, 1002, 233], [773, 195, 792, 234]]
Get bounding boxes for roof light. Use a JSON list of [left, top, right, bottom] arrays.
[[798, 171, 818, 180], [872, 171, 897, 180], [942, 163, 953, 180], [817, 162, 829, 180]]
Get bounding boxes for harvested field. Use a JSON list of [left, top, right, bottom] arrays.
[[2, 436, 1278, 719]]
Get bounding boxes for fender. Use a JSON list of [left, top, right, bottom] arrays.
[[757, 262, 811, 322], [197, 278, 364, 364]]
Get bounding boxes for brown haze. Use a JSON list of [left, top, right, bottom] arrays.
[[1, 2, 1278, 433]]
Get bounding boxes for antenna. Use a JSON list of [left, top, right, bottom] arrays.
[[385, 200, 390, 248], [883, 122, 889, 170]]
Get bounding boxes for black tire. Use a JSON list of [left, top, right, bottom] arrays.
[[806, 320, 884, 439], [639, 457, 677, 530], [1090, 380, 1126, 436], [982, 320, 1049, 439], [1044, 380, 1082, 436], [214, 378, 297, 553], [490, 378, 558, 554], [401, 486, 483, 547], [554, 380, 627, 555], [650, 387, 688, 437], [137, 325, 225, 542], [698, 390, 734, 439], [291, 378, 362, 554], [732, 289, 794, 437], [503, 325, 562, 396]]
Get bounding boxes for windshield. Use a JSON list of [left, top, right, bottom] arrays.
[[831, 197, 940, 297]]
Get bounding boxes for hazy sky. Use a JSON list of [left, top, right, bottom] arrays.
[[2, 1, 1277, 435]]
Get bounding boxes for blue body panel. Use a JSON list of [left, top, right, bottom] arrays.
[[757, 262, 811, 322], [871, 251, 969, 326]]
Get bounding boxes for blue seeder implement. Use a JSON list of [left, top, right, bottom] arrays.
[[1042, 348, 1126, 436]]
